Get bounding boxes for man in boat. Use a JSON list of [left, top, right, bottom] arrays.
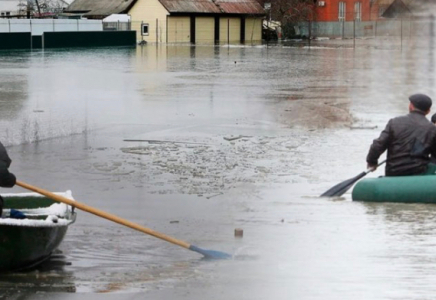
[[0, 142, 16, 217], [367, 93, 436, 176]]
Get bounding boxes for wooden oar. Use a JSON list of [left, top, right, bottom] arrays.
[[16, 181, 231, 260], [320, 160, 386, 197]]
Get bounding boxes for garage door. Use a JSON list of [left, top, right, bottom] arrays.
[[167, 16, 190, 43], [219, 17, 240, 43], [245, 18, 262, 43], [195, 17, 214, 44]]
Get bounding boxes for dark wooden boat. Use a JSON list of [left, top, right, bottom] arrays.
[[0, 191, 76, 271]]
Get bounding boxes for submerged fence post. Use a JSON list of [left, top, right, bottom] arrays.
[[375, 20, 377, 38], [400, 17, 403, 51], [342, 20, 345, 39], [430, 14, 435, 49], [409, 16, 412, 39], [308, 20, 311, 48], [353, 18, 356, 48]]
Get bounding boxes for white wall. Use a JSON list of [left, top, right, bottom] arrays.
[[0, 19, 103, 35]]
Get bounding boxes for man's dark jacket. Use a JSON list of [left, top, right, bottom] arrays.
[[367, 111, 436, 176], [0, 142, 15, 187]]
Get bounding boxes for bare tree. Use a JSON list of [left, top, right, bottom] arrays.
[[34, 0, 42, 17], [19, 0, 67, 17], [270, 0, 316, 24]]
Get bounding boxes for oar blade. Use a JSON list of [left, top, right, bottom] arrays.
[[189, 245, 232, 260], [320, 172, 367, 197]]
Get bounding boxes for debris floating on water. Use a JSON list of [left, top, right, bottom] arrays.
[[235, 228, 243, 238]]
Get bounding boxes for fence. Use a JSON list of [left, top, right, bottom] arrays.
[[0, 30, 136, 50], [297, 18, 434, 39], [0, 19, 103, 36]]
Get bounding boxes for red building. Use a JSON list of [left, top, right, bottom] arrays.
[[314, 0, 372, 22]]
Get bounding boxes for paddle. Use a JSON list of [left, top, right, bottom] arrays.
[[320, 160, 386, 197], [16, 180, 231, 260]]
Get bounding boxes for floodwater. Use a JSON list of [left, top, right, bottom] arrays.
[[0, 35, 436, 300]]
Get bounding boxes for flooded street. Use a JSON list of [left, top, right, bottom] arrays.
[[1, 37, 436, 299]]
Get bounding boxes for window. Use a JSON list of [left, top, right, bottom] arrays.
[[339, 2, 346, 21], [354, 2, 361, 21], [0, 12, 4, 17], [5, 12, 10, 16], [141, 23, 149, 36]]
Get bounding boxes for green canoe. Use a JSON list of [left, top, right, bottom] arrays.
[[0, 191, 76, 271], [352, 175, 436, 203]]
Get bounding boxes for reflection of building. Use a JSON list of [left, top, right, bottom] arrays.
[[65, 0, 265, 44]]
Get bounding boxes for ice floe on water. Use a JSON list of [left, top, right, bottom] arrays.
[[113, 134, 310, 195]]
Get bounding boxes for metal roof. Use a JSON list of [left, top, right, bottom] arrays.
[[215, 0, 265, 15], [66, 0, 265, 18], [159, 0, 221, 13], [160, 0, 265, 14], [66, 0, 136, 17]]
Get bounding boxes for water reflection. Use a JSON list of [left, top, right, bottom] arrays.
[[0, 251, 76, 298], [0, 51, 29, 121], [362, 202, 436, 230], [2, 39, 436, 298]]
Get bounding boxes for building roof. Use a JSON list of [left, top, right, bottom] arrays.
[[215, 0, 265, 14], [66, 0, 136, 18], [159, 0, 222, 14], [66, 0, 265, 18], [382, 0, 433, 18], [382, 0, 411, 18]]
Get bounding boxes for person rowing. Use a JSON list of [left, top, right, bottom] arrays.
[[366, 94, 436, 176]]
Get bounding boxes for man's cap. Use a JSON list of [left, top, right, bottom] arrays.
[[409, 94, 432, 111]]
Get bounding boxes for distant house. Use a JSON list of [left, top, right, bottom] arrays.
[[64, 0, 265, 44], [381, 0, 434, 19], [313, 0, 414, 22], [314, 0, 372, 22], [381, 0, 411, 18], [0, 0, 22, 17], [369, 0, 395, 20]]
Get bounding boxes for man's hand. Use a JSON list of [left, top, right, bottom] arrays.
[[367, 164, 377, 171]]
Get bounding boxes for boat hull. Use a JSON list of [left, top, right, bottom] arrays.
[[0, 192, 76, 271], [0, 225, 68, 271], [352, 175, 436, 203]]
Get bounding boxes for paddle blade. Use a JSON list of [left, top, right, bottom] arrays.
[[189, 245, 232, 259], [320, 172, 367, 197]]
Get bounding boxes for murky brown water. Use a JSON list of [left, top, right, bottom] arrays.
[[0, 34, 436, 299]]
